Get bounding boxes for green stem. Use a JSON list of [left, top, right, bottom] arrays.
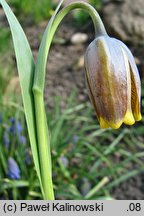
[[34, 92, 54, 200], [34, 1, 107, 91], [33, 1, 107, 200]]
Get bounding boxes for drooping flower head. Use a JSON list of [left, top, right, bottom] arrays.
[[84, 35, 142, 129]]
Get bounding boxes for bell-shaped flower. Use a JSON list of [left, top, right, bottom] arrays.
[[84, 35, 142, 129]]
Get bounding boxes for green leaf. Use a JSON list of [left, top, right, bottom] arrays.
[[0, 0, 43, 193]]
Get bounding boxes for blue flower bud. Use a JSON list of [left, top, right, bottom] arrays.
[[3, 129, 10, 148], [7, 157, 20, 180], [59, 156, 69, 168], [18, 135, 26, 145], [9, 117, 16, 134], [16, 121, 23, 133]]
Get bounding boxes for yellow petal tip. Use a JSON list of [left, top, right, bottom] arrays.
[[100, 117, 122, 129], [100, 117, 109, 129], [123, 111, 135, 125], [109, 122, 122, 129], [134, 112, 142, 121]]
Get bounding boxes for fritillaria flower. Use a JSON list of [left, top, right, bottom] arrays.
[[84, 35, 142, 129]]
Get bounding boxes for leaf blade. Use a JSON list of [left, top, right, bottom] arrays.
[[0, 0, 42, 193]]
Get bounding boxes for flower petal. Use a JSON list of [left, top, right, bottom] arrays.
[[130, 65, 142, 121], [100, 117, 109, 128], [116, 40, 142, 121], [120, 47, 135, 125], [123, 111, 135, 125]]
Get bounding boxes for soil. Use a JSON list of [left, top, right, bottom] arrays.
[[112, 173, 144, 200], [1, 6, 144, 200], [24, 16, 94, 111]]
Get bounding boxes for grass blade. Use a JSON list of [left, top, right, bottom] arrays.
[[85, 177, 109, 199]]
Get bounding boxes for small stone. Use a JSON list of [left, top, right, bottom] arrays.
[[75, 55, 84, 70], [134, 57, 140, 65], [71, 33, 88, 44]]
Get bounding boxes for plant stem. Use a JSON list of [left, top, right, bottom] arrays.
[[34, 1, 107, 91], [33, 1, 107, 200], [33, 91, 54, 200]]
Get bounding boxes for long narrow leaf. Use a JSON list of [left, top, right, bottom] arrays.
[[0, 0, 42, 192]]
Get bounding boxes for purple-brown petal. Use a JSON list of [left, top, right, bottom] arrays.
[[84, 36, 128, 128], [117, 40, 142, 121]]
